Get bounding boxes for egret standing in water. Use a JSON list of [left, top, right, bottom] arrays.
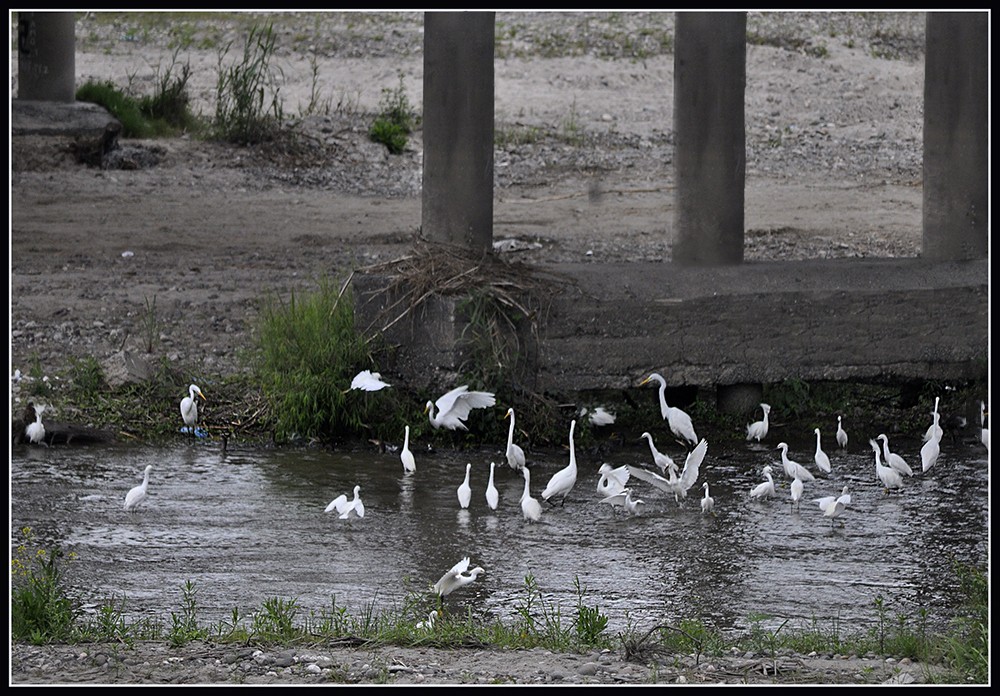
[[25, 402, 47, 445], [542, 420, 578, 506], [520, 467, 543, 523], [700, 481, 715, 515], [400, 425, 416, 474], [457, 463, 472, 509], [749, 465, 776, 501], [745, 403, 771, 443], [425, 386, 496, 430], [877, 433, 913, 477], [836, 416, 848, 449], [639, 373, 698, 446], [486, 461, 499, 510], [124, 465, 153, 512], [920, 415, 942, 473], [790, 476, 804, 511], [922, 396, 943, 443], [813, 485, 851, 527], [600, 488, 645, 515], [503, 408, 526, 470], [813, 428, 832, 474], [872, 439, 903, 495], [627, 438, 708, 505], [180, 384, 206, 430], [776, 442, 816, 482], [980, 401, 989, 451], [326, 485, 364, 519], [640, 431, 676, 474]]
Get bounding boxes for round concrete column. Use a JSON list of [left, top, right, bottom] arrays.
[[17, 12, 76, 102], [673, 12, 746, 266], [421, 12, 496, 254], [922, 12, 988, 260]]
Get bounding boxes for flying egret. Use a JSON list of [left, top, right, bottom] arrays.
[[920, 417, 941, 473], [586, 406, 616, 427], [486, 461, 499, 510], [813, 485, 851, 527], [700, 481, 715, 515], [180, 384, 206, 429], [597, 463, 630, 497], [836, 416, 848, 449], [746, 403, 771, 442], [541, 420, 579, 506], [640, 431, 676, 474], [600, 487, 644, 515], [980, 402, 989, 451], [25, 402, 46, 445], [503, 408, 526, 470], [639, 373, 698, 446], [627, 438, 708, 504], [425, 385, 496, 430], [749, 465, 776, 501], [871, 439, 903, 495], [432, 557, 484, 598], [416, 610, 438, 630], [457, 463, 472, 509], [124, 465, 153, 512], [877, 433, 913, 477], [520, 467, 543, 523], [346, 369, 391, 393], [790, 476, 804, 511], [776, 442, 816, 482], [922, 397, 943, 443], [400, 425, 416, 474], [813, 428, 832, 474]]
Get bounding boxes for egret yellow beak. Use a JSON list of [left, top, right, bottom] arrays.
[[639, 376, 651, 386]]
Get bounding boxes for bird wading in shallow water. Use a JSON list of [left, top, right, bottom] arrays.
[[920, 415, 942, 473], [790, 476, 804, 511], [180, 384, 206, 430], [746, 403, 771, 443], [124, 465, 153, 512], [640, 431, 676, 475], [871, 439, 903, 495], [25, 402, 47, 445], [600, 487, 645, 515], [836, 416, 848, 449], [700, 481, 715, 515], [426, 386, 496, 431], [400, 425, 416, 474], [326, 485, 364, 519], [486, 461, 499, 510], [980, 401, 989, 451], [627, 438, 708, 505], [542, 420, 579, 506], [922, 397, 943, 443], [814, 485, 851, 527], [813, 428, 832, 474], [457, 463, 472, 509], [520, 467, 543, 523], [750, 465, 776, 501], [776, 442, 816, 482], [877, 433, 913, 477], [503, 408, 526, 470], [597, 463, 630, 497], [639, 373, 698, 447]]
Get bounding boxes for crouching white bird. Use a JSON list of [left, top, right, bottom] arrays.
[[749, 465, 776, 501], [347, 369, 391, 392], [25, 402, 47, 445], [180, 384, 206, 428], [597, 463, 630, 497], [639, 372, 698, 446], [124, 465, 154, 512], [326, 484, 365, 519], [520, 467, 543, 523], [416, 610, 438, 630], [585, 406, 616, 427], [813, 485, 851, 527], [426, 385, 496, 430], [542, 420, 579, 506], [745, 403, 770, 442], [600, 488, 645, 515], [432, 557, 484, 598]]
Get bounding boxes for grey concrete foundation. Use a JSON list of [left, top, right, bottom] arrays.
[[17, 12, 76, 103]]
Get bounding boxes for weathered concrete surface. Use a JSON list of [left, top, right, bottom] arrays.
[[356, 257, 988, 393]]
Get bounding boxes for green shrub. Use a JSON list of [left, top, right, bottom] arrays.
[[213, 21, 284, 144], [11, 527, 80, 643], [369, 75, 417, 154]]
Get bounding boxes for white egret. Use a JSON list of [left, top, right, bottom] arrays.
[[180, 384, 206, 428], [871, 439, 903, 494], [600, 488, 644, 515], [877, 433, 913, 477], [813, 428, 832, 474], [520, 467, 543, 523], [124, 465, 153, 512], [347, 369, 391, 392], [776, 442, 816, 482], [587, 406, 616, 427], [639, 373, 698, 446], [25, 403, 46, 445], [920, 418, 941, 473], [627, 438, 708, 504], [339, 486, 365, 519], [432, 557, 484, 598], [749, 465, 776, 501], [425, 386, 496, 430], [541, 420, 578, 506], [700, 481, 715, 515], [922, 396, 943, 443], [980, 402, 989, 451], [325, 484, 363, 517], [486, 461, 499, 510], [836, 416, 848, 449], [745, 403, 771, 442], [790, 476, 804, 511], [457, 463, 472, 509], [503, 408, 526, 470], [813, 485, 850, 527], [400, 425, 416, 473], [597, 463, 630, 497], [640, 431, 676, 474], [416, 610, 438, 630]]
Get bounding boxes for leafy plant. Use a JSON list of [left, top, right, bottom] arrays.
[[369, 75, 417, 154], [573, 577, 608, 646], [10, 527, 80, 643], [168, 580, 208, 646], [214, 21, 285, 144]]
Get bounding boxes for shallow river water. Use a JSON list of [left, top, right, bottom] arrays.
[[10, 427, 989, 638]]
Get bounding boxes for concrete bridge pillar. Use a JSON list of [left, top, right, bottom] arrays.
[[672, 12, 747, 266], [922, 12, 988, 260], [421, 12, 496, 255], [17, 12, 76, 102]]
